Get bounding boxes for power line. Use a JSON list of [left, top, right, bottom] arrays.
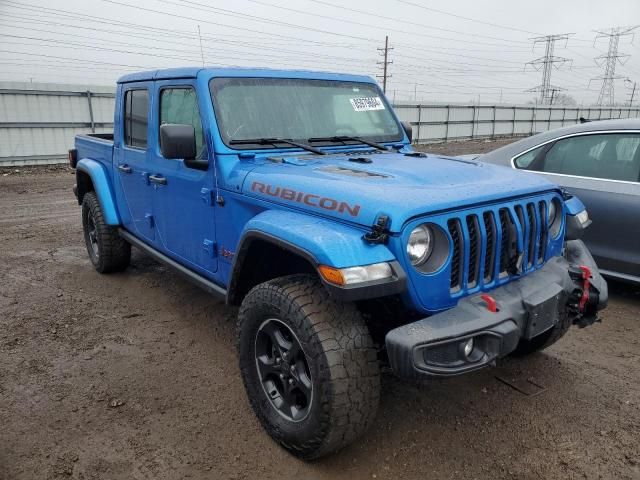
[[263, 0, 533, 46], [526, 34, 573, 104], [395, 0, 541, 36], [590, 26, 638, 106], [376, 36, 393, 93]]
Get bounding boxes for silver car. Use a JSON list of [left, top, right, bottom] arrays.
[[478, 118, 640, 283]]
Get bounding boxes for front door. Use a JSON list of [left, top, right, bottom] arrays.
[[147, 82, 217, 275], [114, 85, 155, 242]]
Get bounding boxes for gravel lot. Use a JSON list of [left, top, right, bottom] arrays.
[[1, 140, 639, 479]]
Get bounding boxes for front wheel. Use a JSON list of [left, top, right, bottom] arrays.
[[237, 275, 380, 459]]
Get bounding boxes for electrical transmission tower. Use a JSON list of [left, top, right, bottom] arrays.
[[591, 26, 638, 106], [376, 36, 393, 94], [526, 34, 573, 105]]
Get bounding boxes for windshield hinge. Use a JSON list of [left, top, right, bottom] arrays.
[[363, 214, 391, 245]]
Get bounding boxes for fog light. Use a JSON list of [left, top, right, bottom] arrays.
[[462, 338, 474, 358]]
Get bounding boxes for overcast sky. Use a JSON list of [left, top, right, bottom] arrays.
[[1, 0, 639, 105]]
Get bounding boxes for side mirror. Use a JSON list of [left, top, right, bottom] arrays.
[[401, 121, 413, 143], [159, 123, 207, 170]]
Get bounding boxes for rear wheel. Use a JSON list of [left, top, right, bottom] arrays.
[[81, 192, 130, 273], [237, 274, 380, 459]]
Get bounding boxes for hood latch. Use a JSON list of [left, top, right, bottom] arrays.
[[363, 214, 391, 245]]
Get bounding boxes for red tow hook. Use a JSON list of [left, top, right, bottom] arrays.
[[480, 294, 498, 313], [578, 265, 592, 312]]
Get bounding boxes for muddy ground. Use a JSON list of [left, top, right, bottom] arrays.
[[1, 139, 639, 480]]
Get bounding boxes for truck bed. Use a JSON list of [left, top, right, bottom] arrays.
[[75, 133, 114, 169]]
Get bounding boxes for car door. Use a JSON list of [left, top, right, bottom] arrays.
[[114, 85, 155, 242], [515, 132, 640, 279], [146, 81, 217, 275]]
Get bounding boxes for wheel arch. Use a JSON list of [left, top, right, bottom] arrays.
[[227, 231, 318, 305], [76, 159, 121, 226], [226, 210, 401, 305]]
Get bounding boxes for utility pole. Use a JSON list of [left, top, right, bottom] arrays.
[[591, 26, 638, 106], [526, 34, 573, 105], [625, 78, 637, 106], [376, 36, 393, 94]]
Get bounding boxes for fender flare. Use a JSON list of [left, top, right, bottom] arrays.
[[227, 209, 404, 304], [76, 158, 121, 226]]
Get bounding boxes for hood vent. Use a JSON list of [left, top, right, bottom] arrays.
[[317, 165, 390, 179]]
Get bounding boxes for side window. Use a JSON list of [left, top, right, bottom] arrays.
[[540, 134, 640, 182], [124, 89, 149, 149], [159, 87, 205, 157], [513, 145, 545, 169]]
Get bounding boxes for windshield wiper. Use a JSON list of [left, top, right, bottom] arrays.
[[229, 137, 325, 155], [307, 135, 388, 151]]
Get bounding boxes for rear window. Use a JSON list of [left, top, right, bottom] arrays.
[[124, 89, 148, 149]]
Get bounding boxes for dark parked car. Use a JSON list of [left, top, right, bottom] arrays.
[[479, 118, 640, 283]]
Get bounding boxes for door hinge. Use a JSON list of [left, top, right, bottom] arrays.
[[203, 239, 217, 258]]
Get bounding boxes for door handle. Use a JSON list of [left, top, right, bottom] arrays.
[[149, 174, 167, 185], [118, 164, 132, 174]]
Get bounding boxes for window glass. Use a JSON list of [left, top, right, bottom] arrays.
[[525, 133, 640, 182], [160, 88, 205, 157], [513, 145, 545, 168], [124, 89, 148, 149], [209, 78, 402, 148]]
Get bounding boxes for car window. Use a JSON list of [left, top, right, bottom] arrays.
[[124, 89, 148, 149], [513, 145, 545, 168], [525, 133, 640, 182], [160, 87, 205, 157]]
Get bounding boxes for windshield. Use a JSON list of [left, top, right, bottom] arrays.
[[209, 77, 403, 149]]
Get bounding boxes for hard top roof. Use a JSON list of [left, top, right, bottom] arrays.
[[117, 66, 376, 84]]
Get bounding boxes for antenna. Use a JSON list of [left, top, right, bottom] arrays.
[[197, 25, 205, 67]]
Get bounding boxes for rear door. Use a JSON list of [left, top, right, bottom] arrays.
[[146, 81, 217, 275], [515, 132, 640, 278], [114, 84, 155, 241]]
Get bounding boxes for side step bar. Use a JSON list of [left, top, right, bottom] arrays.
[[119, 229, 227, 299]]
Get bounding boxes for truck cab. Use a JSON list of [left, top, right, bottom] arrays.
[[71, 67, 607, 459]]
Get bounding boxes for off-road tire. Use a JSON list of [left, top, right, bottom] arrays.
[[81, 192, 131, 273], [512, 306, 572, 355], [237, 274, 380, 459]]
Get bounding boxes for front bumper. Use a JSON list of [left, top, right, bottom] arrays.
[[385, 240, 607, 379]]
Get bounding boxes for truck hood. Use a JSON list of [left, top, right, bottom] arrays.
[[241, 151, 559, 232]]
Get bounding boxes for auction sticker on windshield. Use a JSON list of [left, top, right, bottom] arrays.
[[350, 97, 385, 112]]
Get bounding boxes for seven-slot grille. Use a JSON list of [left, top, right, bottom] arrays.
[[447, 200, 549, 293]]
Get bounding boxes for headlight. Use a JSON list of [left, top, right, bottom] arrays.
[[548, 198, 563, 238], [547, 200, 557, 224], [407, 225, 433, 266]]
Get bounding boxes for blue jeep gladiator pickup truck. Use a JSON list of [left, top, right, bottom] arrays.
[[70, 67, 607, 459]]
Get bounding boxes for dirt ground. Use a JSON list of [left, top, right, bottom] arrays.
[[1, 141, 639, 480]]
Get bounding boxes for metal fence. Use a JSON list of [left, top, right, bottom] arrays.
[[2, 81, 640, 167], [0, 81, 115, 166], [393, 103, 640, 143]]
